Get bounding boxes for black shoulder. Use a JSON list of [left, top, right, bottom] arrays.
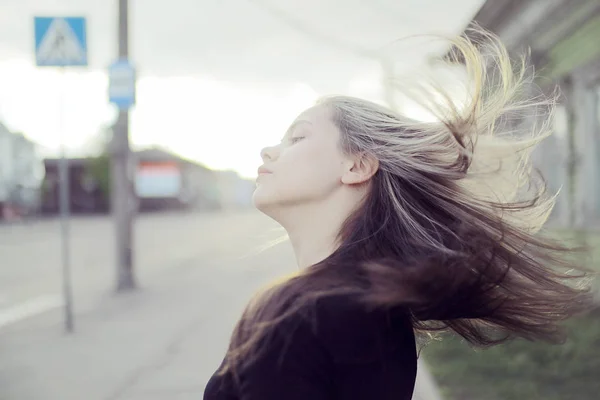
[[298, 294, 415, 364], [233, 294, 417, 400]]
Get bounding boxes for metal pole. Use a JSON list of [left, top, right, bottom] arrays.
[[113, 0, 136, 291], [58, 67, 74, 332]]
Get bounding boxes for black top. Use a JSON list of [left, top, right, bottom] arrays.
[[203, 294, 417, 400]]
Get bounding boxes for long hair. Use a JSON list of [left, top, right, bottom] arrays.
[[219, 27, 594, 376]]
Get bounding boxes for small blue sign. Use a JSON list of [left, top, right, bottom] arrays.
[[34, 17, 88, 67], [108, 59, 136, 110]]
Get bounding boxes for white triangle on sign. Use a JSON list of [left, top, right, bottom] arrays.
[[37, 18, 86, 65]]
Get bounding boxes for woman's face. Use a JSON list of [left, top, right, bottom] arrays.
[[253, 104, 350, 214]]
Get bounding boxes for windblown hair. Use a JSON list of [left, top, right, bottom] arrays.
[[220, 27, 594, 376]]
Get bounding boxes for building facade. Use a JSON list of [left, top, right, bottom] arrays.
[[0, 123, 45, 218], [133, 148, 220, 211], [42, 148, 222, 214], [466, 0, 600, 228]]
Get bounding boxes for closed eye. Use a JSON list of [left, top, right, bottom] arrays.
[[290, 136, 304, 144]]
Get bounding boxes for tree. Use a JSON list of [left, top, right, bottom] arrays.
[[86, 152, 111, 205], [84, 126, 113, 208]]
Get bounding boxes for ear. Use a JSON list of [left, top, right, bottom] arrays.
[[341, 153, 379, 185]]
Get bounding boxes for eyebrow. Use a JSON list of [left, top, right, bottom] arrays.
[[282, 120, 312, 141]]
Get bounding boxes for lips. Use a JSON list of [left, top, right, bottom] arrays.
[[257, 166, 272, 175]]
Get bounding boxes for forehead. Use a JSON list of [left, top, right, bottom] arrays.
[[288, 104, 339, 135], [293, 104, 334, 126]]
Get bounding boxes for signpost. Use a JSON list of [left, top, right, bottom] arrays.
[[34, 16, 88, 333], [34, 17, 88, 66], [109, 58, 136, 110]]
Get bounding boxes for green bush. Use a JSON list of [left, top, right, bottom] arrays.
[[86, 153, 111, 203], [424, 310, 600, 400]]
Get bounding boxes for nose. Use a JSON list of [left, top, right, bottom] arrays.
[[260, 145, 278, 162]]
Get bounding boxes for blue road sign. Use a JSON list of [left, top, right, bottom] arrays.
[[108, 59, 136, 110], [34, 17, 88, 67]]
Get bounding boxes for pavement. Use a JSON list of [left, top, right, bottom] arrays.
[[0, 210, 442, 400]]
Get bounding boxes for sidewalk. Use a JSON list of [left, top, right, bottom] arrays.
[[0, 257, 242, 400], [0, 250, 443, 400]]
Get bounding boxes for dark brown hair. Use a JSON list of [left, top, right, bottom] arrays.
[[219, 27, 594, 376]]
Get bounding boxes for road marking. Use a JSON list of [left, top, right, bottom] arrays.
[[0, 295, 63, 329]]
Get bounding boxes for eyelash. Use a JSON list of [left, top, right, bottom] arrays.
[[290, 136, 304, 144]]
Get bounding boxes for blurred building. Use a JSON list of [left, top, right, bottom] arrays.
[[465, 0, 600, 228], [132, 149, 255, 211], [133, 147, 220, 211], [42, 147, 225, 214], [0, 122, 45, 219], [42, 157, 107, 214], [213, 170, 255, 210]]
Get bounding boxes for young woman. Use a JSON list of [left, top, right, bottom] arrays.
[[203, 28, 593, 400]]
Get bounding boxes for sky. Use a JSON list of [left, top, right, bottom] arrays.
[[0, 0, 484, 178]]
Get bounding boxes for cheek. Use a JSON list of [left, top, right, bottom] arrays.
[[285, 143, 343, 190], [253, 146, 344, 210]]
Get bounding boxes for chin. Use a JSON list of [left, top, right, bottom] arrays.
[[252, 187, 284, 221], [252, 187, 273, 211]]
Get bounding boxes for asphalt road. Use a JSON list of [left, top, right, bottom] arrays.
[[0, 210, 286, 323]]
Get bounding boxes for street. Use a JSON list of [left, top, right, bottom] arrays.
[[0, 211, 286, 317], [0, 210, 441, 400]]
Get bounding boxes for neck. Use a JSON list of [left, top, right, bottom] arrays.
[[276, 190, 364, 269]]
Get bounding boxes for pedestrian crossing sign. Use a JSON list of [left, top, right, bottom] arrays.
[[34, 17, 88, 67]]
